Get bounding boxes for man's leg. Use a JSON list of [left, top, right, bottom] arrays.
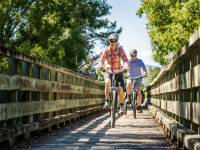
[[118, 86, 124, 104], [134, 78, 143, 113], [103, 77, 111, 110], [105, 78, 111, 100], [126, 79, 132, 102], [116, 73, 125, 114], [118, 85, 124, 114], [136, 88, 142, 105], [136, 88, 143, 112]]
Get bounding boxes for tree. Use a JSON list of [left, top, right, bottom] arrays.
[[137, 0, 200, 65], [0, 0, 122, 70], [142, 65, 160, 88]]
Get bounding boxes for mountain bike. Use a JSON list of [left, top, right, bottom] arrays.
[[108, 69, 125, 127], [102, 69, 124, 128], [124, 76, 143, 119]]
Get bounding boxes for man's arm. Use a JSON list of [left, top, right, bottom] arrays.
[[120, 48, 128, 63], [140, 60, 147, 77], [99, 49, 111, 70], [120, 48, 129, 71]]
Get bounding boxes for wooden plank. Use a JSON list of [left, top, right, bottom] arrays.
[[151, 68, 198, 94], [179, 102, 191, 120], [57, 72, 64, 83], [154, 101, 199, 124], [167, 101, 173, 113], [161, 100, 166, 111], [24, 110, 175, 150], [0, 46, 103, 86], [157, 99, 161, 107], [192, 102, 200, 124], [151, 98, 156, 105], [8, 57, 17, 75], [172, 101, 180, 116], [0, 98, 103, 121], [1, 104, 6, 120], [21, 61, 30, 76], [192, 64, 200, 87], [180, 71, 191, 89], [0, 74, 103, 94]]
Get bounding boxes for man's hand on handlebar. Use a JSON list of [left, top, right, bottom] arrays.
[[97, 65, 127, 74], [106, 68, 124, 74]]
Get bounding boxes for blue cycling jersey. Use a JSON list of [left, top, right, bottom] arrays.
[[128, 58, 146, 78]]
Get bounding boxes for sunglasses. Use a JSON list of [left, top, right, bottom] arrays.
[[130, 54, 137, 57], [109, 40, 117, 43]]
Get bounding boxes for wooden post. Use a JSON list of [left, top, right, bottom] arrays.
[[21, 61, 30, 76], [8, 57, 17, 75]]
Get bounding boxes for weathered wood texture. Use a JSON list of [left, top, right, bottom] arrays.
[[16, 110, 175, 150], [147, 27, 200, 133], [0, 45, 104, 143]]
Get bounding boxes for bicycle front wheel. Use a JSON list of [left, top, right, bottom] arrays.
[[124, 100, 128, 116], [132, 91, 137, 119], [111, 90, 117, 128]]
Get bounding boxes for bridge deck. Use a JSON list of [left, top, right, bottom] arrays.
[[16, 109, 175, 150]]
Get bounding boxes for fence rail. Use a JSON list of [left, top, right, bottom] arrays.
[[147, 27, 200, 133], [147, 27, 200, 150], [0, 45, 104, 143]]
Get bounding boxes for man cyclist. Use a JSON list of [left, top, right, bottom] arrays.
[[126, 49, 147, 113], [99, 34, 128, 114]]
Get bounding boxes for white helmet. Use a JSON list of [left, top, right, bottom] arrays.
[[108, 34, 118, 41], [129, 49, 137, 55]]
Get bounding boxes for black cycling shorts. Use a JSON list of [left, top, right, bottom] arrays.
[[104, 72, 124, 88]]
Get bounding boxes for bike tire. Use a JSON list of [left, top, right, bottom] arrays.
[[124, 101, 128, 115], [109, 100, 112, 116], [111, 90, 117, 128], [132, 91, 136, 119]]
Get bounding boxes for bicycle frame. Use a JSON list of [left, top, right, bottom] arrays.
[[110, 73, 119, 128], [124, 76, 142, 118], [131, 80, 137, 119], [101, 68, 123, 128]]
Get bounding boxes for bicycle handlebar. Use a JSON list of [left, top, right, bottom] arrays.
[[129, 76, 144, 80], [99, 66, 125, 75], [105, 69, 124, 75]]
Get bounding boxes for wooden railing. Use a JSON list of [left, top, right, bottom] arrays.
[[147, 27, 200, 133], [0, 45, 104, 143]]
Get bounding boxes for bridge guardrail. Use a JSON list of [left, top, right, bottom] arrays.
[[0, 45, 104, 143], [147, 27, 200, 149]]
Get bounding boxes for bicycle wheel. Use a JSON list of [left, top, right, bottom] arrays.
[[111, 90, 117, 128], [132, 91, 137, 119], [124, 100, 128, 116]]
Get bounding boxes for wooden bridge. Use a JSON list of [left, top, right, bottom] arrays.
[[15, 110, 175, 150], [0, 28, 200, 150]]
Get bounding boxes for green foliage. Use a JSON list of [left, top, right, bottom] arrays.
[[0, 56, 8, 73], [96, 69, 104, 81], [137, 0, 200, 65], [142, 66, 160, 88], [0, 0, 121, 71]]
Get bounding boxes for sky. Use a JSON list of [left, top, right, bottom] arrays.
[[94, 0, 158, 66]]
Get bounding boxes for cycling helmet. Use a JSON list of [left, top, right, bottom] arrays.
[[108, 34, 118, 41], [129, 49, 137, 54]]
